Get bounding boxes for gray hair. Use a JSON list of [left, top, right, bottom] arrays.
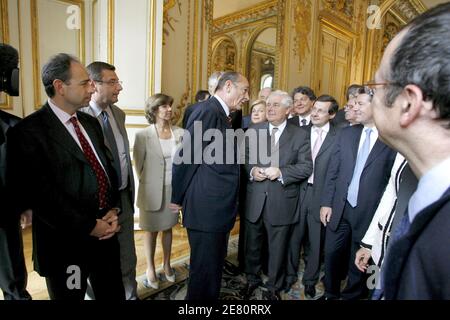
[[86, 61, 116, 81], [215, 71, 242, 92], [385, 2, 450, 121], [208, 71, 224, 95], [41, 53, 80, 98], [267, 90, 293, 108]]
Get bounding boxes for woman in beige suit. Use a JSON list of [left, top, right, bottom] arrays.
[[133, 94, 184, 289]]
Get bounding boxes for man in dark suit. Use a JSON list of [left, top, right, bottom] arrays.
[[331, 85, 365, 129], [170, 71, 249, 300], [285, 95, 339, 298], [243, 90, 312, 300], [82, 61, 137, 300], [320, 88, 396, 300], [288, 86, 316, 127], [0, 109, 32, 300], [371, 3, 450, 299], [6, 53, 124, 300]]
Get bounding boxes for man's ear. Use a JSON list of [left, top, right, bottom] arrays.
[[53, 79, 65, 96], [329, 113, 336, 120], [399, 84, 424, 127]]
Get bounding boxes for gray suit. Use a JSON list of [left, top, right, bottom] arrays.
[[243, 122, 312, 292], [81, 104, 137, 300], [286, 124, 338, 287]]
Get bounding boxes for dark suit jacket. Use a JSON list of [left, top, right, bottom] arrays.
[[321, 125, 396, 241], [6, 103, 118, 276], [80, 104, 135, 215], [331, 109, 349, 129], [182, 104, 197, 129], [242, 115, 251, 130], [244, 122, 313, 226], [299, 124, 338, 223], [288, 116, 311, 128], [172, 97, 240, 233], [0, 110, 21, 227], [383, 187, 450, 299]]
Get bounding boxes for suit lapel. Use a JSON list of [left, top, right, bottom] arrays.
[[316, 125, 336, 159], [148, 124, 164, 159], [210, 97, 231, 129], [351, 125, 364, 164], [363, 139, 387, 170], [277, 122, 293, 151], [385, 188, 450, 297], [42, 104, 89, 165]]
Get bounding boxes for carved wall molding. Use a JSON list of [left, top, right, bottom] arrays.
[[253, 40, 276, 56], [321, 0, 355, 29], [163, 0, 181, 45], [212, 0, 277, 34], [390, 0, 424, 22], [292, 0, 312, 72]]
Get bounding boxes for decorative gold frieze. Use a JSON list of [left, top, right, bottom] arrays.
[[212, 0, 278, 34], [321, 0, 355, 26], [292, 0, 312, 72]]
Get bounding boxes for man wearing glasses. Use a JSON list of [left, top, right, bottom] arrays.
[[82, 62, 138, 300], [7, 54, 124, 300], [319, 87, 396, 300], [371, 3, 450, 299]]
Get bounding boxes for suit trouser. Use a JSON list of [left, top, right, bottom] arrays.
[[286, 184, 322, 286], [244, 205, 291, 293], [186, 229, 228, 300], [46, 235, 125, 300], [323, 201, 369, 300], [86, 187, 138, 300], [0, 223, 31, 300]]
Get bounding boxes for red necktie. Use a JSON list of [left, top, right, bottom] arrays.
[[70, 117, 110, 209]]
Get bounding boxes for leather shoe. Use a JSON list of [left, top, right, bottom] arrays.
[[304, 284, 316, 299], [243, 282, 260, 299], [223, 260, 240, 276], [261, 288, 281, 301]]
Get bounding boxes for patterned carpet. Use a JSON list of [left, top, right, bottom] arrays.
[[138, 237, 325, 300]]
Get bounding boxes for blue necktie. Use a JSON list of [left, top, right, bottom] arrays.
[[101, 111, 121, 187], [347, 128, 372, 207]]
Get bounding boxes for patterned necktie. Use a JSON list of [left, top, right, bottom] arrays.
[[347, 128, 372, 207], [101, 111, 122, 186], [308, 128, 323, 184], [70, 117, 110, 209], [301, 118, 307, 126]]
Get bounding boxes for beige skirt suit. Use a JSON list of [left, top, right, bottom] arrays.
[[133, 124, 184, 232]]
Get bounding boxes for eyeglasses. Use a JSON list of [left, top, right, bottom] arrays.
[[94, 79, 123, 86]]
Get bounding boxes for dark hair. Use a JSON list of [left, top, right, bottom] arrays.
[[86, 61, 116, 81], [215, 71, 242, 92], [315, 95, 339, 115], [41, 53, 79, 98], [386, 2, 450, 120], [144, 93, 174, 124], [292, 86, 316, 101], [346, 84, 365, 100], [195, 90, 210, 102]]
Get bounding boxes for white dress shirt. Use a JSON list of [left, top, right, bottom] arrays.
[[48, 99, 107, 174], [299, 114, 311, 126], [269, 120, 287, 145], [214, 95, 230, 117]]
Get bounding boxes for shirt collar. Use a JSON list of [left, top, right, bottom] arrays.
[[89, 101, 109, 118], [408, 157, 450, 222], [313, 122, 330, 133], [269, 120, 287, 133], [214, 95, 230, 117], [300, 114, 311, 122], [48, 99, 76, 124], [363, 125, 378, 135]]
